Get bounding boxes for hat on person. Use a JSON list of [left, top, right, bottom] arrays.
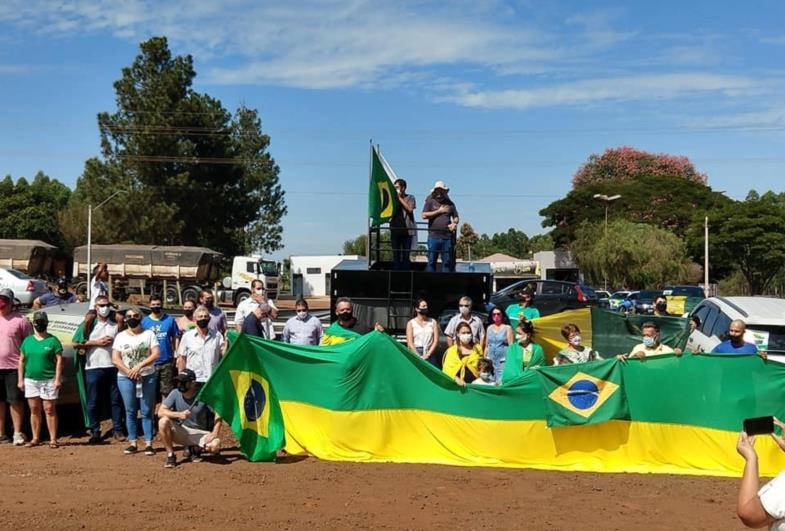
[[33, 311, 49, 324], [57, 278, 69, 290], [174, 369, 197, 382], [0, 288, 13, 301], [431, 180, 449, 192]]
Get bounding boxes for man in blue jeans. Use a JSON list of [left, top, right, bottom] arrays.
[[73, 295, 124, 443], [422, 180, 459, 272]]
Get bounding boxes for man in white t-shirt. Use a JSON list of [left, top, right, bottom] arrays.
[[737, 421, 785, 530], [176, 305, 226, 383], [233, 279, 278, 331], [73, 295, 124, 443], [89, 263, 109, 309]]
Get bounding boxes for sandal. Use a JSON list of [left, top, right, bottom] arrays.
[[49, 441, 59, 449], [25, 440, 40, 448]]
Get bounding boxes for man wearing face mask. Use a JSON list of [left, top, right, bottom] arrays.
[[33, 278, 76, 308], [158, 369, 222, 469], [618, 322, 676, 361], [422, 181, 459, 272], [444, 296, 484, 348], [653, 295, 670, 317], [0, 288, 33, 445], [199, 289, 227, 336], [390, 178, 416, 271], [176, 305, 226, 385], [142, 294, 180, 400], [73, 295, 124, 443], [321, 297, 383, 346], [234, 279, 279, 332], [282, 299, 323, 346]]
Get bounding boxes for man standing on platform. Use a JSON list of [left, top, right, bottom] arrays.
[[422, 181, 459, 272], [390, 178, 416, 271]]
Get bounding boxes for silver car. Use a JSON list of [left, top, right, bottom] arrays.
[[0, 267, 48, 307]]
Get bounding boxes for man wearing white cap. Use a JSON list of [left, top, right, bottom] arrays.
[[422, 181, 459, 272]]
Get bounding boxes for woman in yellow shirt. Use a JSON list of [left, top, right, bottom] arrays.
[[442, 322, 482, 386]]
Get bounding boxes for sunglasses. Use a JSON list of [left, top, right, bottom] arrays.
[[96, 303, 109, 308], [459, 304, 470, 308]]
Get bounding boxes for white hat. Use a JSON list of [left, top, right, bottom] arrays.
[[431, 180, 449, 192]]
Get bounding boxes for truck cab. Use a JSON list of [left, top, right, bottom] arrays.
[[219, 256, 280, 306]]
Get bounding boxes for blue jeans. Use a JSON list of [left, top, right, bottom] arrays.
[[391, 231, 412, 270], [85, 367, 124, 434], [117, 373, 156, 443], [426, 237, 453, 272]]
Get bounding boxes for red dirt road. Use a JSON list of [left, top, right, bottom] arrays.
[[0, 431, 750, 530]]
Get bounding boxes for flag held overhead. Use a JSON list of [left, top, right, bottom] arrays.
[[368, 145, 400, 226]]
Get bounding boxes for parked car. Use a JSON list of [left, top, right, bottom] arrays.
[[687, 297, 785, 363], [594, 289, 611, 308], [663, 285, 706, 299], [0, 266, 48, 307], [608, 291, 632, 310], [489, 279, 594, 317], [630, 290, 664, 314]]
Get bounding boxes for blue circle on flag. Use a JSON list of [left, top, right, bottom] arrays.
[[566, 379, 599, 410], [244, 380, 266, 421]]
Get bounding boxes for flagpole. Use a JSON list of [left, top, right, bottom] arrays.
[[366, 139, 373, 266]]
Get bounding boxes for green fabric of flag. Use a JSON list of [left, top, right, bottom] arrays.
[[536, 359, 630, 428], [71, 323, 93, 428], [590, 308, 690, 359], [368, 146, 398, 226], [197, 333, 285, 462], [323, 321, 362, 340]]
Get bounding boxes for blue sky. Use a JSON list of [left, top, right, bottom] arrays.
[[1, 1, 784, 261]]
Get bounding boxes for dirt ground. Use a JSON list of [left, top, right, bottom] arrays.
[[0, 424, 750, 531]]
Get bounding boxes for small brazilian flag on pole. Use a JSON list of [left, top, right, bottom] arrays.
[[368, 145, 399, 226], [537, 359, 629, 428], [197, 334, 285, 462]]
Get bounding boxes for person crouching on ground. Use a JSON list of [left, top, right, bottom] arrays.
[[442, 322, 482, 386], [553, 323, 599, 365], [17, 311, 63, 448], [158, 369, 222, 469], [736, 419, 785, 528]]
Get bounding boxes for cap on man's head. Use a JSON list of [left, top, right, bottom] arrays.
[[0, 288, 14, 301], [431, 180, 449, 192], [175, 369, 197, 382], [57, 278, 68, 289], [33, 311, 49, 324]]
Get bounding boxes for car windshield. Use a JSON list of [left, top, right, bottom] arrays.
[[748, 326, 785, 353], [610, 292, 628, 299], [1, 267, 30, 280], [637, 290, 662, 300], [664, 286, 705, 298], [497, 280, 537, 296], [260, 261, 278, 276]]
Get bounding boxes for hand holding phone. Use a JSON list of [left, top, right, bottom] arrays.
[[743, 416, 774, 436]]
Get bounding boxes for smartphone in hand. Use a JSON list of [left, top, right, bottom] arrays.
[[744, 416, 774, 436]]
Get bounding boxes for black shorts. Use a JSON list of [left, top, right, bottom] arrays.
[[155, 361, 177, 397], [0, 369, 23, 403]]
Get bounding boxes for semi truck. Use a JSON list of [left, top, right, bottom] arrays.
[[0, 239, 64, 278], [72, 245, 279, 306]]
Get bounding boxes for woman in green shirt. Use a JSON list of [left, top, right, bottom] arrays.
[[502, 320, 545, 384], [504, 290, 541, 330], [17, 311, 63, 448]]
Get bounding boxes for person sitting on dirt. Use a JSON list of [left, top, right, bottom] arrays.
[[472, 358, 496, 386], [444, 296, 484, 347], [736, 419, 785, 528], [442, 321, 482, 386], [33, 278, 76, 308], [617, 322, 678, 361], [158, 369, 222, 469], [553, 323, 599, 365]]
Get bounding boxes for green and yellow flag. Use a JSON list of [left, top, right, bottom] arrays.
[[198, 333, 285, 462], [368, 145, 399, 226], [537, 359, 629, 428]]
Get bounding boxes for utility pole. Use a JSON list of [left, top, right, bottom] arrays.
[[704, 216, 709, 296], [86, 190, 127, 301], [592, 194, 622, 292]]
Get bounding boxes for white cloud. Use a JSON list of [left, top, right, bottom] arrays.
[[444, 74, 758, 110], [697, 105, 785, 129]]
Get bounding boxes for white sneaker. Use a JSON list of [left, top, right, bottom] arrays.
[[12, 432, 26, 446]]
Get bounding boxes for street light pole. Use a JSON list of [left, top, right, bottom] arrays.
[[704, 216, 709, 296], [593, 193, 622, 292], [86, 190, 127, 301]]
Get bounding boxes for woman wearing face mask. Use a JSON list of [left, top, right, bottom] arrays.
[[406, 298, 440, 367], [504, 289, 540, 329], [442, 322, 482, 386], [553, 323, 599, 365], [502, 320, 546, 384], [17, 311, 63, 448], [482, 308, 513, 379], [176, 299, 197, 334], [112, 306, 160, 455]]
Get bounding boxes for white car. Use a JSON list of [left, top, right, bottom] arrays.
[[687, 296, 785, 362], [0, 267, 49, 307]]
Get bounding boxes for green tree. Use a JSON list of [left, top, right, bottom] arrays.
[[572, 146, 707, 188], [59, 37, 286, 256], [456, 223, 479, 259], [0, 172, 71, 247], [570, 219, 692, 289], [529, 233, 554, 254], [343, 234, 368, 256], [709, 196, 785, 294]]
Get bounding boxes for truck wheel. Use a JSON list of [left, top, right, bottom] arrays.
[[234, 290, 251, 306], [165, 286, 180, 306], [181, 286, 200, 304]]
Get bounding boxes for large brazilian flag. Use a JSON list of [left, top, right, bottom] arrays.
[[201, 330, 785, 477]]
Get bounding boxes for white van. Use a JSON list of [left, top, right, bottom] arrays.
[[687, 297, 785, 362]]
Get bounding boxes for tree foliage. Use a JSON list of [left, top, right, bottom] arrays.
[[572, 146, 708, 188], [708, 196, 785, 295], [59, 37, 286, 257], [570, 219, 694, 290], [456, 223, 479, 259], [343, 234, 368, 256], [0, 172, 71, 247]]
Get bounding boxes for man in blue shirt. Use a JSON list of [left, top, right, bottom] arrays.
[[142, 294, 180, 398], [33, 279, 76, 308], [712, 319, 761, 355], [282, 299, 323, 345]]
